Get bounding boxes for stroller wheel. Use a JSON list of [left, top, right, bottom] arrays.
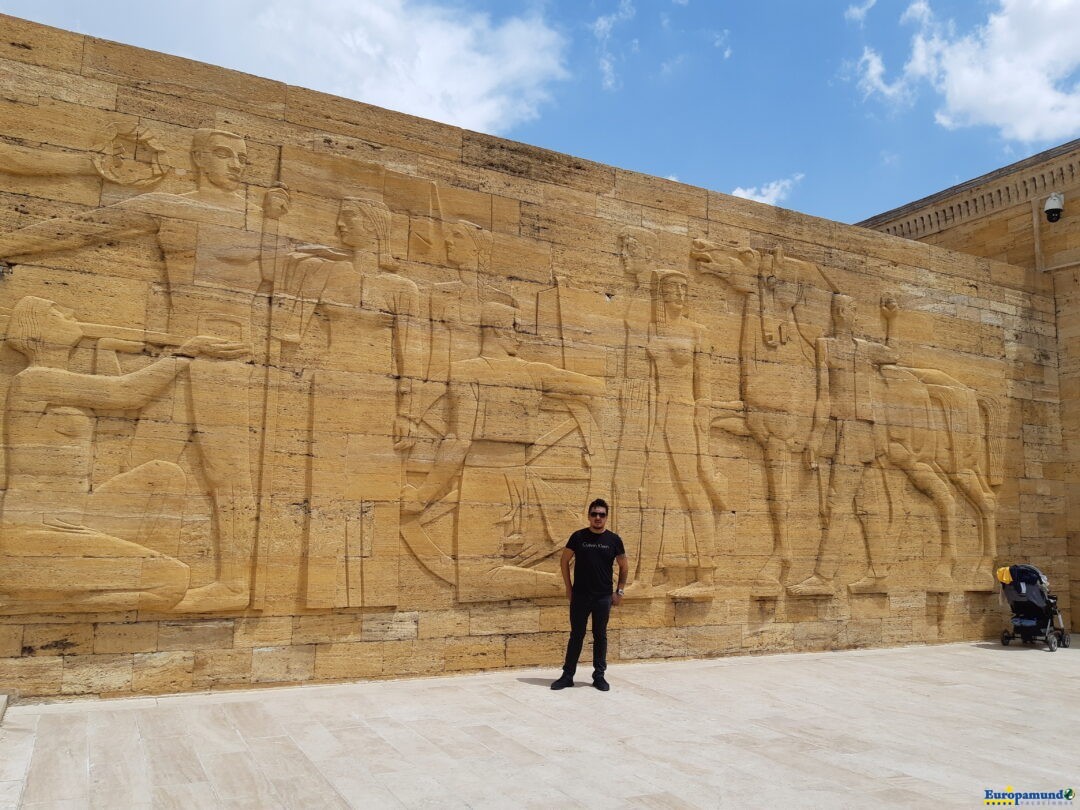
[[1060, 632, 1071, 648], [1001, 631, 1011, 646], [1047, 634, 1059, 652]]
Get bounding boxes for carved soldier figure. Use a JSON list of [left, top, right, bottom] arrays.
[[424, 219, 490, 397], [791, 293, 898, 596]]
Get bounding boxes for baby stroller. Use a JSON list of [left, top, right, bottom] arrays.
[[997, 565, 1070, 652]]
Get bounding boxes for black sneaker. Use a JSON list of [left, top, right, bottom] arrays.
[[550, 675, 574, 690], [592, 676, 610, 692]]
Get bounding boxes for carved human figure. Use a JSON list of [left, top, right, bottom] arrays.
[[0, 296, 244, 613], [790, 293, 898, 596], [403, 300, 605, 603], [612, 226, 661, 597], [640, 270, 726, 599], [300, 191, 424, 608], [426, 219, 490, 387], [0, 128, 291, 612]]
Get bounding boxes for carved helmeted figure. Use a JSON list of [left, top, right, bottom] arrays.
[[404, 301, 604, 602], [299, 192, 424, 609], [430, 219, 488, 372], [791, 294, 898, 596], [641, 270, 726, 599], [0, 128, 291, 612], [0, 296, 244, 613], [612, 226, 662, 598]]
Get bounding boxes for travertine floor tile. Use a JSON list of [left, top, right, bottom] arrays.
[[0, 780, 23, 810], [19, 715, 87, 805], [3, 643, 1077, 809]]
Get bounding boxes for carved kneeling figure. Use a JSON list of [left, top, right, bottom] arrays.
[[0, 295, 244, 614]]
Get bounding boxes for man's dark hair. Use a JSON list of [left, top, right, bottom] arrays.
[[588, 498, 609, 514]]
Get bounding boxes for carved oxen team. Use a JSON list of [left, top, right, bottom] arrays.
[[0, 127, 1004, 615]]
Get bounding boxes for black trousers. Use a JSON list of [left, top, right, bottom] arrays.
[[562, 592, 612, 679]]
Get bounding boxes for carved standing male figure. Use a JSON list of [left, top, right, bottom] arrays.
[[612, 226, 661, 597], [791, 293, 898, 596]]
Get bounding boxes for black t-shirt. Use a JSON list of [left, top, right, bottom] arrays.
[[567, 528, 625, 597]]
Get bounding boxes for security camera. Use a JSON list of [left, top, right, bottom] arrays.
[[1044, 192, 1064, 223]]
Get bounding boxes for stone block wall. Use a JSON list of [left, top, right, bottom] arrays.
[[0, 15, 1064, 698], [861, 142, 1079, 623]]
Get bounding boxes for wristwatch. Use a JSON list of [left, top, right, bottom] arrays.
[[616, 588, 625, 596]]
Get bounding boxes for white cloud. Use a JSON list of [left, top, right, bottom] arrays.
[[856, 0, 1080, 142], [900, 0, 933, 25], [856, 47, 910, 102], [730, 173, 805, 206], [672, 0, 689, 5], [844, 0, 877, 24], [713, 29, 733, 59], [592, 0, 636, 90], [254, 0, 567, 134], [660, 54, 686, 76]]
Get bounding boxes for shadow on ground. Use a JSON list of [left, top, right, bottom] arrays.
[[516, 677, 555, 687]]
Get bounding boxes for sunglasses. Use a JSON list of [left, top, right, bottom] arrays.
[[589, 511, 607, 518]]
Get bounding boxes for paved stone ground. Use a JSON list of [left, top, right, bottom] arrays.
[[0, 641, 1076, 809]]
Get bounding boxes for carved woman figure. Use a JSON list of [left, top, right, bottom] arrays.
[[642, 270, 726, 599], [0, 296, 244, 613]]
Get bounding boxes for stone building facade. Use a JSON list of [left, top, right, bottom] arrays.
[[0, 14, 1067, 698]]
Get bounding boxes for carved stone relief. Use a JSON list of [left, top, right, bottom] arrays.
[[0, 121, 1010, 622], [0, 122, 167, 189], [0, 296, 243, 613]]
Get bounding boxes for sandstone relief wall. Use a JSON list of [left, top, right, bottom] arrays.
[[861, 143, 1079, 616], [0, 15, 1063, 698]]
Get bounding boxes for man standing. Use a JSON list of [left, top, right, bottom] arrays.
[[551, 499, 628, 692]]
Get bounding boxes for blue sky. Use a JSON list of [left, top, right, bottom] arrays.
[[3, 0, 1079, 222]]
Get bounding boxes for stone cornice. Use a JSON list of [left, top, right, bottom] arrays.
[[857, 139, 1080, 239]]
